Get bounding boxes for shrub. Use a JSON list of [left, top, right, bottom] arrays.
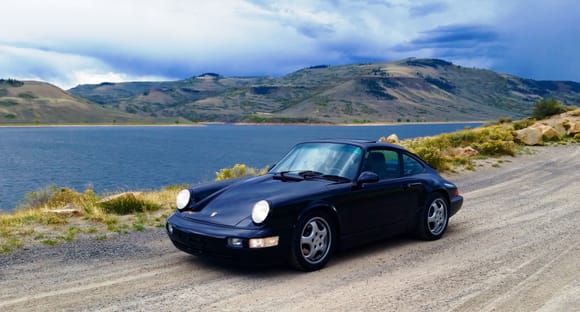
[[532, 99, 567, 119], [411, 146, 450, 171], [20, 185, 59, 209], [513, 118, 536, 130], [215, 164, 268, 181], [99, 194, 161, 215], [472, 140, 516, 156], [46, 187, 97, 208], [401, 125, 516, 171]]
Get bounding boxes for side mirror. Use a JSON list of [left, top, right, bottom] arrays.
[[357, 171, 379, 185]]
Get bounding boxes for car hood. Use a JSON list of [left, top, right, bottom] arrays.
[[183, 174, 339, 226]]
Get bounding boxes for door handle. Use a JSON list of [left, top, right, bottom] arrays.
[[403, 182, 422, 190]]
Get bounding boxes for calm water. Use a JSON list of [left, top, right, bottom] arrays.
[[0, 123, 479, 212]]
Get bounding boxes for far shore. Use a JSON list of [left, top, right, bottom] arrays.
[[0, 120, 487, 128]]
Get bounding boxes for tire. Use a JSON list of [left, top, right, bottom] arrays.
[[290, 211, 335, 272], [416, 193, 449, 241]]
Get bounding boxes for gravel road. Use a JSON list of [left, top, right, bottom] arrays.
[[1, 144, 579, 312]]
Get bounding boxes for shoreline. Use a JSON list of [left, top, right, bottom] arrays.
[[0, 120, 487, 128]]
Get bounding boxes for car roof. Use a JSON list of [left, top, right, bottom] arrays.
[[300, 138, 406, 151]]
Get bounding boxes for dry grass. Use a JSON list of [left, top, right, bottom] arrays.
[[0, 186, 180, 254], [400, 124, 517, 172]]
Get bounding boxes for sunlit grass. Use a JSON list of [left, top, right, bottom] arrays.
[[400, 124, 517, 171], [0, 185, 179, 254]]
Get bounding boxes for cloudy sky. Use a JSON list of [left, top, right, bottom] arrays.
[[1, 0, 578, 89]]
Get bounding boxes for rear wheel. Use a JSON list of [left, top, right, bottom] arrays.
[[416, 193, 449, 240], [290, 211, 335, 271]]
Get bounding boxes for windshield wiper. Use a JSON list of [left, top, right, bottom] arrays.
[[273, 170, 303, 181], [298, 170, 323, 178], [320, 174, 350, 182], [300, 170, 350, 182]]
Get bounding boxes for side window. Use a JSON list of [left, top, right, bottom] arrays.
[[362, 149, 400, 179], [402, 153, 424, 176]]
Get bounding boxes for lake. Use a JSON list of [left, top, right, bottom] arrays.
[[0, 123, 480, 212]]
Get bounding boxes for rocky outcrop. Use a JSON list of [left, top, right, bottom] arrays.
[[46, 203, 82, 217], [453, 146, 480, 157], [515, 127, 544, 145], [379, 134, 399, 144], [569, 120, 580, 135], [515, 108, 580, 145], [98, 192, 142, 204]]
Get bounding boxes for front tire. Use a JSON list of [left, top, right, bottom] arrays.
[[290, 211, 335, 271], [416, 193, 449, 240]]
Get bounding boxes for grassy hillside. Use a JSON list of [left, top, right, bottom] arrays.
[[0, 80, 151, 124], [69, 59, 580, 123]]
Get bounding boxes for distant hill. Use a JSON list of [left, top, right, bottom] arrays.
[[69, 59, 580, 123], [4, 58, 580, 124], [0, 79, 150, 124]]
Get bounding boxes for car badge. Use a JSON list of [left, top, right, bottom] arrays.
[[210, 211, 218, 217]]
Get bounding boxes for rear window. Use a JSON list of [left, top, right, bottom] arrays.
[[402, 153, 424, 176]]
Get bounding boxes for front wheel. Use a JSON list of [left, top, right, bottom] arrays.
[[416, 193, 449, 240], [290, 211, 335, 271]]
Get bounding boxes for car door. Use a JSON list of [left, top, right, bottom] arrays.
[[397, 152, 428, 221], [340, 148, 416, 235]]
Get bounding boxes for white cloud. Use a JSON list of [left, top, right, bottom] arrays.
[[0, 45, 170, 88], [0, 0, 578, 87]]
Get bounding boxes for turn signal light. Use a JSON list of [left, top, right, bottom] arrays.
[[249, 236, 279, 248]]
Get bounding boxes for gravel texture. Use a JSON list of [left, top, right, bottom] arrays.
[[1, 144, 579, 311]]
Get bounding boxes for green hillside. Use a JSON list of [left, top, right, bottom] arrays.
[[3, 58, 579, 124], [0, 79, 150, 124], [69, 59, 580, 123]]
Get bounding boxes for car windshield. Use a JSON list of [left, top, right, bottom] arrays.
[[269, 142, 363, 180]]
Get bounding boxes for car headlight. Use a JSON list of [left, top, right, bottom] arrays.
[[251, 200, 270, 224], [176, 189, 191, 210]]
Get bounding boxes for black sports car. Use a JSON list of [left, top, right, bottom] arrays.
[[166, 139, 463, 271]]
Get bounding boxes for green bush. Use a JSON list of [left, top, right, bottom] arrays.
[[0, 100, 18, 107], [411, 146, 450, 171], [532, 99, 567, 119], [513, 118, 536, 130], [20, 185, 59, 209], [99, 194, 160, 215], [473, 140, 516, 156], [215, 164, 268, 181], [402, 125, 516, 171]]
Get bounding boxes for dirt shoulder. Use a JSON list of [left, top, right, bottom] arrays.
[[1, 144, 578, 311]]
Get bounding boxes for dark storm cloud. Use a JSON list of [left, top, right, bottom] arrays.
[[409, 24, 500, 48], [391, 24, 505, 67]]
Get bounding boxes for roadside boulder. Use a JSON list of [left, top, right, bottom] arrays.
[[515, 127, 543, 145], [454, 146, 479, 157], [46, 203, 82, 217], [98, 192, 142, 204], [379, 134, 399, 144], [537, 119, 567, 136], [531, 123, 561, 141], [568, 121, 580, 135]]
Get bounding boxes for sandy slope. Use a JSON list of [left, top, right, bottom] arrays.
[[1, 144, 578, 311]]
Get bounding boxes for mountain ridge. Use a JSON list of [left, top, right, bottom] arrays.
[[0, 79, 151, 124], [2, 58, 579, 124]]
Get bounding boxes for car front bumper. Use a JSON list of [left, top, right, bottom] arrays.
[[166, 213, 291, 265]]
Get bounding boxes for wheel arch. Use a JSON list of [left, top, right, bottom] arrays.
[[295, 201, 341, 243], [432, 189, 452, 210]]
